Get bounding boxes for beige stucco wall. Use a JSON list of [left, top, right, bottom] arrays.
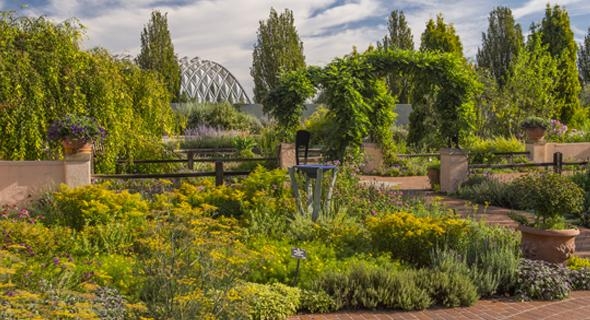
[[526, 142, 590, 163], [0, 155, 91, 205]]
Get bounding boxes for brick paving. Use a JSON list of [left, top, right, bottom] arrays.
[[288, 175, 590, 320], [290, 291, 590, 320]]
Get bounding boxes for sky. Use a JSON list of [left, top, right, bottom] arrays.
[[2, 0, 590, 100]]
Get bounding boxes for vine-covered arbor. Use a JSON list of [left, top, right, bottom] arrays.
[[266, 49, 480, 160]]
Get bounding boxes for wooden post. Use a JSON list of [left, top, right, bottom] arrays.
[[553, 152, 563, 174], [187, 151, 194, 170], [215, 161, 223, 186]]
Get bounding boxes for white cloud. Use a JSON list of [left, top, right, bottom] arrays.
[[6, 0, 590, 98]]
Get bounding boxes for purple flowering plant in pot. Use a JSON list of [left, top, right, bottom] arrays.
[[47, 114, 106, 154]]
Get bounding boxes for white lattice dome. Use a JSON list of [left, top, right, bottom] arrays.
[[179, 57, 250, 104]]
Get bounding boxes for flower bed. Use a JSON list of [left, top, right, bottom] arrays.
[[2, 166, 589, 319]]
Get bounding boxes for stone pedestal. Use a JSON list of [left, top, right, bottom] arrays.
[[439, 148, 468, 194], [362, 143, 384, 174]]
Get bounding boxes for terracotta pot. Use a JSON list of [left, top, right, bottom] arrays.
[[62, 139, 92, 155], [519, 225, 579, 264], [525, 127, 546, 143]]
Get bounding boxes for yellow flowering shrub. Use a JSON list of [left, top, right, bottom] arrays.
[[366, 211, 470, 266], [46, 183, 148, 230]]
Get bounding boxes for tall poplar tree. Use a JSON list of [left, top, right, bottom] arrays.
[[419, 14, 463, 56], [379, 10, 414, 50], [579, 27, 590, 85], [476, 7, 524, 88], [378, 10, 414, 103], [537, 4, 580, 122], [251, 8, 305, 105], [136, 11, 181, 102]]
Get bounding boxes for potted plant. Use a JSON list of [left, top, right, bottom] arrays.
[[520, 116, 549, 143], [510, 172, 585, 263], [47, 114, 106, 155]]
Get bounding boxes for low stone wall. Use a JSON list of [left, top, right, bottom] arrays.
[[0, 154, 91, 205]]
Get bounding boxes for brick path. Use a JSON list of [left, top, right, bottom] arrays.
[[288, 175, 590, 320], [290, 291, 590, 320]]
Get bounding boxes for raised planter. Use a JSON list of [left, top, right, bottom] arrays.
[[519, 225, 579, 264]]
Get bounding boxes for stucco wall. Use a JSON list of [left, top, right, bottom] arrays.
[[0, 156, 91, 205], [526, 142, 590, 163]]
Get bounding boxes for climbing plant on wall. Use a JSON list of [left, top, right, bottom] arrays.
[[266, 48, 480, 161]]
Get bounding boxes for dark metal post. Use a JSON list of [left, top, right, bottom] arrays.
[[553, 152, 563, 174], [215, 161, 223, 186], [187, 151, 194, 170]]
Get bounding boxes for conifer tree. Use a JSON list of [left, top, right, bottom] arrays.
[[537, 4, 580, 122], [136, 11, 181, 102], [476, 7, 524, 88], [420, 14, 463, 57], [378, 10, 414, 103], [379, 10, 414, 51], [578, 27, 590, 85], [250, 8, 305, 105]]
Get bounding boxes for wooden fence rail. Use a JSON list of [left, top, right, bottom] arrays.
[[97, 157, 276, 186]]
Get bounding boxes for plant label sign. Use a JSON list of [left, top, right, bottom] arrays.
[[291, 247, 307, 259]]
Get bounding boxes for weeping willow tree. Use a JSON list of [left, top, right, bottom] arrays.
[[0, 12, 176, 172]]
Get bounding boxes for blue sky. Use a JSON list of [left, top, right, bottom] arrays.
[[3, 0, 590, 98]]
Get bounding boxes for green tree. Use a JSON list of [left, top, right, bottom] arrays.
[[136, 10, 181, 102], [419, 14, 463, 56], [379, 10, 414, 50], [412, 14, 464, 147], [501, 34, 559, 135], [251, 8, 305, 105], [0, 13, 175, 172], [536, 4, 580, 122], [579, 27, 590, 85], [378, 10, 414, 103], [476, 7, 524, 88]]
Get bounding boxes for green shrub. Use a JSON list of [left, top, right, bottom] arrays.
[[515, 259, 571, 300], [312, 263, 432, 311], [456, 175, 520, 208], [298, 289, 336, 313], [464, 136, 525, 164], [183, 102, 261, 132], [303, 105, 336, 147], [462, 224, 520, 296], [511, 173, 584, 229], [416, 269, 478, 307], [246, 238, 341, 288], [239, 282, 301, 320]]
